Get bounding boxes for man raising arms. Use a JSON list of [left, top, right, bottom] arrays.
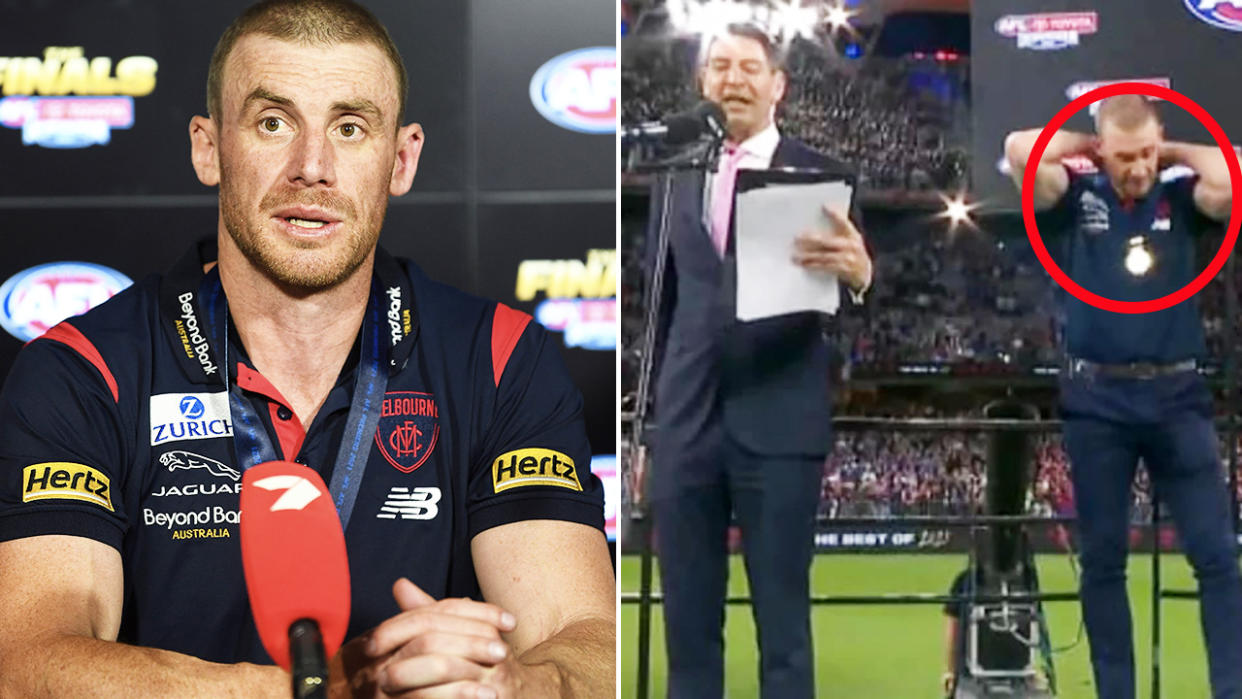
[[1005, 96, 1239, 698]]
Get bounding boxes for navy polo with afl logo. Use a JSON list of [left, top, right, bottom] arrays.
[[0, 239, 605, 665], [1041, 167, 1242, 699]]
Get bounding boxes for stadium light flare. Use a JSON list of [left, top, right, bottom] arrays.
[[825, 3, 855, 31], [669, 0, 829, 46], [938, 192, 978, 231], [772, 0, 823, 42]]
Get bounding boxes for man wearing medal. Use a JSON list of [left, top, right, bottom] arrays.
[[0, 1, 614, 697], [1005, 95, 1240, 698]]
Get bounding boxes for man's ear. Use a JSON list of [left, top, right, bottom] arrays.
[[389, 122, 425, 196], [189, 115, 220, 187], [773, 69, 787, 105]]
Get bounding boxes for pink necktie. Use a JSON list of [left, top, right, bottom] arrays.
[[710, 145, 746, 257]]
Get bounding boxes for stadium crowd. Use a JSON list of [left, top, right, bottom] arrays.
[[620, 32, 1242, 530], [819, 428, 1242, 524], [621, 37, 969, 191], [830, 231, 1063, 371]]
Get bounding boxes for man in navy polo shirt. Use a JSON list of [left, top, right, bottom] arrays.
[[0, 1, 614, 697], [1005, 95, 1239, 698]]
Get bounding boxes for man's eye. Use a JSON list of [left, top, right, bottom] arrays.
[[340, 123, 357, 138], [262, 117, 282, 132]]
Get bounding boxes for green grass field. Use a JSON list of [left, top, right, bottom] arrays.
[[621, 553, 1216, 698]]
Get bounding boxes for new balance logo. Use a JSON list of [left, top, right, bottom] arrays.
[[376, 486, 441, 520]]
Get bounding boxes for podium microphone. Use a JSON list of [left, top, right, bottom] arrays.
[[622, 100, 726, 145], [240, 461, 351, 699]]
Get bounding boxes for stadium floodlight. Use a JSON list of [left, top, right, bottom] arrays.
[[825, 2, 855, 31], [772, 0, 824, 42], [668, 0, 829, 45], [938, 191, 979, 233], [667, 0, 758, 38]]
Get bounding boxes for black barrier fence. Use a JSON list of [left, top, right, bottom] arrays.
[[625, 414, 1242, 699], [621, 513, 1227, 555]]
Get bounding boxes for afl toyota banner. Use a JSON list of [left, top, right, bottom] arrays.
[[0, 1, 618, 541], [972, 0, 1242, 210]]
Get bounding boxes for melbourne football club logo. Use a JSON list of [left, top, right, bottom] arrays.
[[1184, 0, 1242, 31], [375, 391, 440, 473]]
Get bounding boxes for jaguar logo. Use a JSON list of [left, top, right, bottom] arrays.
[[159, 450, 240, 482]]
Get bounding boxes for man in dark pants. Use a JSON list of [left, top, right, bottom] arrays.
[[1005, 95, 1240, 698], [645, 24, 872, 698]]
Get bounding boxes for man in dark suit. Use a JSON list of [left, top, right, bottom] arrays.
[[645, 24, 872, 698]]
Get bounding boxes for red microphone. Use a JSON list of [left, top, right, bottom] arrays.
[[240, 461, 350, 697]]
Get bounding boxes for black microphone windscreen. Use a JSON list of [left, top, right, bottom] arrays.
[[692, 100, 726, 137], [663, 112, 706, 145]]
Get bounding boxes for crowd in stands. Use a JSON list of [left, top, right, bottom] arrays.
[[780, 42, 968, 191], [820, 429, 986, 519], [819, 428, 1242, 523], [619, 30, 1242, 531], [622, 222, 1241, 389], [829, 231, 1063, 371], [621, 37, 969, 191], [622, 34, 1241, 374]]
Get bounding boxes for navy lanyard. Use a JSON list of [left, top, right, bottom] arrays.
[[201, 268, 389, 531]]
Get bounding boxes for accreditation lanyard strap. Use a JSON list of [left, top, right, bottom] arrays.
[[200, 268, 389, 531]]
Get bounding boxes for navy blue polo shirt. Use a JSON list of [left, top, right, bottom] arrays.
[[1042, 168, 1215, 363], [0, 240, 604, 664]]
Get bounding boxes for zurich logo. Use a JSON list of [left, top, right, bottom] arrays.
[[179, 396, 205, 419], [0, 262, 132, 342], [529, 47, 616, 134], [1185, 0, 1242, 30]]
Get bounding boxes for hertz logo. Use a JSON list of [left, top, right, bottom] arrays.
[[514, 249, 616, 301], [22, 462, 113, 512], [0, 47, 157, 97], [492, 448, 582, 493]]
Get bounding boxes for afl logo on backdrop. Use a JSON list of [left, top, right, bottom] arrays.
[[529, 47, 616, 134], [1185, 0, 1242, 30], [0, 262, 132, 341]]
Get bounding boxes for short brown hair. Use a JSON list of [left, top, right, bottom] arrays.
[[1095, 95, 1162, 133], [701, 23, 784, 69], [206, 0, 408, 128]]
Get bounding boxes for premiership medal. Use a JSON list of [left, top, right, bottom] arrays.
[[1125, 235, 1154, 277]]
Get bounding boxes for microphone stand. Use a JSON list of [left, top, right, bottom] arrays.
[[626, 130, 723, 699], [288, 619, 328, 699]]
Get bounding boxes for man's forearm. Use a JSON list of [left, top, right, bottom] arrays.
[[1006, 129, 1095, 169], [1163, 141, 1236, 190], [514, 616, 615, 698], [7, 633, 287, 698]]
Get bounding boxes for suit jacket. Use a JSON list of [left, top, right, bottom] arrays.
[[647, 137, 860, 458]]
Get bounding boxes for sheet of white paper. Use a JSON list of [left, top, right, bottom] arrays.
[[734, 179, 852, 321]]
